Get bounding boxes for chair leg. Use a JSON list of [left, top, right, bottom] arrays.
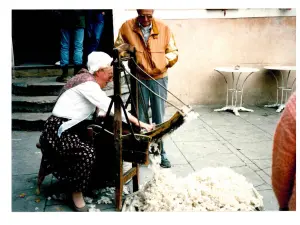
[[132, 163, 139, 192], [116, 183, 124, 211], [36, 157, 46, 195]]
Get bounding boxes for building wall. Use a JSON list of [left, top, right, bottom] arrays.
[[113, 9, 296, 106]]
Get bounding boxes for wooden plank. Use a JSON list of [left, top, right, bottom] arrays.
[[123, 167, 137, 184], [113, 49, 123, 211]]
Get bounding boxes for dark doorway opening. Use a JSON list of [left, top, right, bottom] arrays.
[[12, 10, 114, 66]]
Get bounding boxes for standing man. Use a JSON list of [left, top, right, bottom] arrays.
[[115, 9, 179, 168], [56, 10, 85, 82]]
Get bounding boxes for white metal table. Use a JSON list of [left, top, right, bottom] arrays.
[[264, 66, 296, 113], [214, 67, 260, 116]]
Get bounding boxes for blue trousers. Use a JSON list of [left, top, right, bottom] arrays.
[[138, 77, 168, 160], [86, 20, 104, 55], [60, 28, 84, 67]]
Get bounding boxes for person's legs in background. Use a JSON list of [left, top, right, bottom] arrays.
[[73, 28, 84, 75], [149, 77, 171, 168], [138, 79, 151, 124], [87, 20, 104, 55], [123, 78, 149, 182], [84, 11, 105, 66], [56, 28, 70, 82]]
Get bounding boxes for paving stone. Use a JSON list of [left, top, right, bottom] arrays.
[[175, 141, 232, 162], [261, 107, 282, 115], [191, 105, 218, 115], [253, 159, 272, 170], [189, 152, 246, 171], [45, 205, 74, 212], [170, 127, 218, 142], [173, 119, 205, 132], [256, 170, 272, 186], [239, 112, 281, 125], [259, 190, 279, 211], [222, 143, 253, 164], [12, 131, 41, 142], [12, 132, 43, 175], [230, 165, 265, 187], [247, 163, 261, 171], [12, 155, 42, 176], [254, 123, 278, 135], [12, 173, 52, 194], [255, 183, 272, 191], [263, 167, 272, 177], [12, 188, 46, 212], [139, 166, 154, 185], [101, 207, 117, 212], [199, 112, 250, 127], [231, 141, 273, 160], [44, 177, 71, 206], [212, 124, 272, 143], [169, 164, 195, 178], [163, 137, 188, 164]]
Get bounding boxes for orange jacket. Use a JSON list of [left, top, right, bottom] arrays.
[[114, 17, 178, 80], [272, 93, 296, 211]]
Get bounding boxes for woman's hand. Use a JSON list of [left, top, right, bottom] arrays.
[[128, 113, 155, 132], [140, 121, 155, 132]]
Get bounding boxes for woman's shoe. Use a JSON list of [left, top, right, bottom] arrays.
[[71, 201, 89, 212], [69, 193, 89, 212]]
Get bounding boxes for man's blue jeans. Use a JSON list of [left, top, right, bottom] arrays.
[[60, 28, 84, 67], [138, 77, 168, 160], [86, 20, 104, 55]]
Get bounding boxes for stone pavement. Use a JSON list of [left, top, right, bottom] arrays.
[[11, 104, 281, 212]]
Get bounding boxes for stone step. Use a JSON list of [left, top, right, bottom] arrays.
[[12, 92, 131, 131], [12, 112, 52, 131], [12, 73, 131, 96], [13, 62, 131, 78], [13, 68, 65, 78], [12, 85, 130, 113], [12, 96, 57, 113], [12, 77, 64, 96]]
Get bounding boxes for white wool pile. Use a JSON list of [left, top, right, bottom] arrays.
[[85, 185, 130, 212], [88, 204, 101, 212], [122, 164, 264, 212], [181, 105, 200, 122], [97, 196, 112, 204]]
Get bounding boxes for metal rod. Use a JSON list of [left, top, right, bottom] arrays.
[[130, 58, 190, 108], [123, 65, 152, 123], [231, 72, 235, 106], [240, 72, 254, 107], [279, 70, 285, 105], [286, 70, 291, 87], [268, 70, 279, 104], [236, 71, 242, 106], [122, 66, 184, 113], [215, 70, 229, 106]]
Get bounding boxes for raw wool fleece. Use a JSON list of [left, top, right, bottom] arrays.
[[84, 186, 130, 212], [122, 158, 264, 212]]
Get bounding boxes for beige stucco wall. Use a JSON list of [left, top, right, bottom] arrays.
[[164, 16, 296, 106]]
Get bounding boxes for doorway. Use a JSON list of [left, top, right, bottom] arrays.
[[12, 10, 114, 66]]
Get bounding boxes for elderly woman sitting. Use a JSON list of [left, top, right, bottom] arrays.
[[39, 52, 154, 212]]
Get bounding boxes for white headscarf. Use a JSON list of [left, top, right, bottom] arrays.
[[87, 51, 113, 74]]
